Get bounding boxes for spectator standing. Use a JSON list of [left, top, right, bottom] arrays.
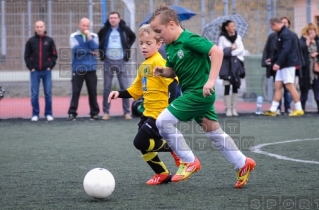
[[264, 18, 304, 116], [67, 18, 100, 121], [218, 20, 245, 117], [262, 18, 292, 115], [299, 23, 319, 113], [97, 12, 136, 120], [24, 20, 57, 121]]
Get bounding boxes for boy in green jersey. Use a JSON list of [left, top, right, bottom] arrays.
[[150, 6, 256, 188]]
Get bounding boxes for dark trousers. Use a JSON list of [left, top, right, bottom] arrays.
[[68, 71, 100, 116], [300, 78, 319, 111], [103, 58, 130, 115]]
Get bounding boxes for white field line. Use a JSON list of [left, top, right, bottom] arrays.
[[251, 138, 319, 164]]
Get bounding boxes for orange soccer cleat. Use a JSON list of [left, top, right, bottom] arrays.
[[235, 157, 256, 188]]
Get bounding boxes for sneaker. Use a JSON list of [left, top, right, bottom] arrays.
[[146, 172, 172, 185], [46, 115, 54, 121], [90, 115, 99, 120], [102, 114, 110, 120], [235, 157, 256, 188], [171, 156, 201, 182], [289, 109, 304, 117], [276, 109, 281, 116], [170, 151, 181, 167], [124, 114, 132, 120], [31, 116, 39, 121], [264, 110, 277, 116], [67, 114, 76, 121], [286, 109, 293, 114]]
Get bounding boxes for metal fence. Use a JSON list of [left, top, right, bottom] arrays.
[[0, 0, 317, 118]]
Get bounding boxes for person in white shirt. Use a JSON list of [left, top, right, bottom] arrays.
[[218, 20, 245, 117]]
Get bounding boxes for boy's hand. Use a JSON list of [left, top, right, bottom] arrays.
[[108, 91, 119, 103], [203, 79, 215, 97], [153, 66, 164, 77]]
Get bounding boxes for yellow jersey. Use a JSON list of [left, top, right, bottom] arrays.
[[127, 52, 175, 119]]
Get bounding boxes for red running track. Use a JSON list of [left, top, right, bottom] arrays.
[[0, 96, 259, 119]]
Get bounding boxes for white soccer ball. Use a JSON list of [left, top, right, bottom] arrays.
[[83, 168, 115, 199]]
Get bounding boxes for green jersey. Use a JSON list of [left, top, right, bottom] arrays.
[[165, 29, 214, 93]]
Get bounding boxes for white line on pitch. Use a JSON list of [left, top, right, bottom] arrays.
[[251, 138, 319, 164]]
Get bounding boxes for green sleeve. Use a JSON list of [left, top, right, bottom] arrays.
[[185, 33, 214, 55]]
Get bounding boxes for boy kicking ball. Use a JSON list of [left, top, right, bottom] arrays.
[[108, 24, 180, 185], [150, 6, 256, 188]]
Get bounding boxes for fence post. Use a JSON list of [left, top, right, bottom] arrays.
[[224, 0, 229, 16], [28, 0, 32, 38], [231, 0, 236, 15], [267, 0, 272, 35], [100, 0, 107, 25], [149, 0, 153, 13], [47, 0, 52, 36], [88, 0, 93, 31], [110, 0, 114, 11], [201, 0, 205, 33], [1, 0, 6, 64], [307, 0, 311, 23], [69, 10, 72, 35], [272, 0, 277, 17]]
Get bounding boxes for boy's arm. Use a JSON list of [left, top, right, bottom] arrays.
[[153, 66, 176, 78], [203, 45, 223, 97]]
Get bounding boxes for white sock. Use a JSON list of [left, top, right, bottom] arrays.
[[205, 128, 246, 169], [156, 109, 195, 163], [270, 101, 280, 112], [294, 101, 302, 110]]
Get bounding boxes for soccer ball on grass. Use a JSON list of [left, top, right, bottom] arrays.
[[83, 168, 115, 199]]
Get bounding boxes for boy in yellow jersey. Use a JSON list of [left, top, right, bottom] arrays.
[[108, 24, 180, 185], [150, 6, 256, 188]]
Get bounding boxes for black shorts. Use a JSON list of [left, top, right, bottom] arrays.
[[138, 115, 162, 140]]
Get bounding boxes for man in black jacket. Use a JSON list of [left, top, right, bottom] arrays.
[[97, 12, 136, 120], [24, 20, 58, 121], [264, 18, 304, 117]]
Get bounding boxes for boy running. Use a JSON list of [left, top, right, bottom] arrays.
[[150, 6, 256, 188], [108, 24, 180, 185]]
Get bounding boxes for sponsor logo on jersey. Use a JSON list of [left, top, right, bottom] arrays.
[[177, 49, 184, 59]]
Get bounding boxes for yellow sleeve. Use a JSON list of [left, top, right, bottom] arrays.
[[127, 68, 143, 100], [153, 59, 166, 71]]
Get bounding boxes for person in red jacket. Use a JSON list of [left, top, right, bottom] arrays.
[[24, 20, 58, 121]]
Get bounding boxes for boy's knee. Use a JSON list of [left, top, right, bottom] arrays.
[[133, 137, 142, 150]]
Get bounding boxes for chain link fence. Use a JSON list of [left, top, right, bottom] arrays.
[[0, 0, 316, 118]]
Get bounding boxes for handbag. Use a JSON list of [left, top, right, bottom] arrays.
[[314, 61, 319, 73]]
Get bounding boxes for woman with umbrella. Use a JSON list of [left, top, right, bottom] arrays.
[[218, 20, 245, 117]]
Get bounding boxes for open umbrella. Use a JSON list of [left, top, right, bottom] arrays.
[[139, 5, 196, 26], [202, 14, 249, 44]]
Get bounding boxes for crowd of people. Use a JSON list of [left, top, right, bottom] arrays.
[[23, 11, 319, 122]]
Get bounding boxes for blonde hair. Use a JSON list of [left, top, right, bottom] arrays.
[[138, 24, 161, 43], [301, 23, 319, 36]]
